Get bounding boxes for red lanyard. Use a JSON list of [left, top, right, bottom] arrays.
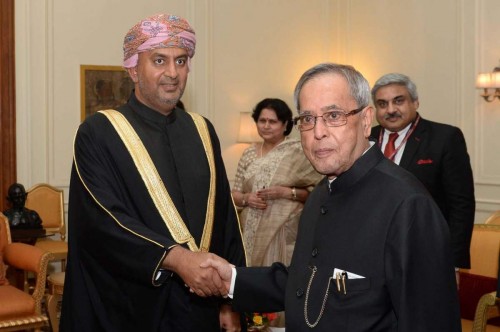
[[377, 114, 420, 161]]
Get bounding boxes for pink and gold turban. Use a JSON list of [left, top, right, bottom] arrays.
[[123, 14, 196, 68]]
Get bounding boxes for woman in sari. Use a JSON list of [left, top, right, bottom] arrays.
[[232, 98, 322, 268]]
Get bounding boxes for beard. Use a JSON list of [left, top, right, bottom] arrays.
[[137, 79, 184, 108]]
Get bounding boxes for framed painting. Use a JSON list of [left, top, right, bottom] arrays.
[[80, 65, 134, 121]]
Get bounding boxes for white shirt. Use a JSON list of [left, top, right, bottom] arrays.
[[380, 122, 412, 165]]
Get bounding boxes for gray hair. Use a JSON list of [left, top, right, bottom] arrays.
[[371, 73, 419, 103], [293, 63, 371, 111]]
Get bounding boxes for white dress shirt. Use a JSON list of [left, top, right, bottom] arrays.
[[380, 123, 412, 165]]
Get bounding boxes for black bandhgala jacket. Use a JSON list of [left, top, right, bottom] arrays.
[[233, 145, 461, 332]]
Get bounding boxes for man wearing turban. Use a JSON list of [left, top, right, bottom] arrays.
[[61, 14, 246, 331]]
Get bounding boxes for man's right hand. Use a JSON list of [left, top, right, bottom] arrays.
[[199, 255, 233, 295], [162, 246, 229, 297]]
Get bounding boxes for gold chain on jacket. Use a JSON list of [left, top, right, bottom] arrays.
[[99, 109, 216, 252], [304, 266, 333, 328]]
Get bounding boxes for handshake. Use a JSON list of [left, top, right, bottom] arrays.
[[163, 246, 236, 297]]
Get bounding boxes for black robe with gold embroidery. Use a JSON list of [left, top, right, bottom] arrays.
[[60, 93, 246, 332]]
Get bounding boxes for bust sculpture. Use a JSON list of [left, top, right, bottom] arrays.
[[3, 183, 43, 229]]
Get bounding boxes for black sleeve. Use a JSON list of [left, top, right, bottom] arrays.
[[233, 263, 288, 312]]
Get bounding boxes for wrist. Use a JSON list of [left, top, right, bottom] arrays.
[[162, 245, 184, 271]]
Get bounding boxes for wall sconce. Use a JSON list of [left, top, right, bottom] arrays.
[[237, 112, 262, 143], [476, 64, 500, 102]]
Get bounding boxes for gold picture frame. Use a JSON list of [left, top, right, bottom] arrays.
[[80, 65, 134, 121]]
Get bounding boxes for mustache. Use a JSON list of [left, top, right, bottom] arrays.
[[160, 78, 178, 84], [384, 113, 402, 120]]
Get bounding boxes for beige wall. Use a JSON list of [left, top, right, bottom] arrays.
[[15, 0, 500, 223]]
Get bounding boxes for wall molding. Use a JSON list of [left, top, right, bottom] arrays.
[[474, 0, 500, 185], [185, 0, 214, 121]]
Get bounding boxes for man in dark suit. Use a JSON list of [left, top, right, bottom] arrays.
[[370, 73, 475, 272], [201, 63, 461, 331]]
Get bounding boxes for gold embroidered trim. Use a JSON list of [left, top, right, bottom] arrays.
[[231, 195, 249, 267], [73, 148, 165, 250], [187, 112, 216, 252], [99, 110, 215, 252], [73, 128, 168, 284]]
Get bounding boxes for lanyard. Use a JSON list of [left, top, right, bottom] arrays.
[[377, 114, 421, 161]]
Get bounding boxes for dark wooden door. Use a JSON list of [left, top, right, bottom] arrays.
[[0, 0, 17, 211]]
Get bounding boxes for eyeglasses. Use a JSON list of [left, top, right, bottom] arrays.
[[293, 107, 365, 132]]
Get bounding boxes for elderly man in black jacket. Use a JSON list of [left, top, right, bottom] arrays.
[[201, 63, 461, 332]]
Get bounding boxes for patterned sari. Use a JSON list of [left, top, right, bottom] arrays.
[[233, 138, 322, 267]]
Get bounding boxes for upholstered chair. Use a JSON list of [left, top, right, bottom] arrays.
[[470, 291, 500, 332], [0, 212, 53, 331], [24, 183, 67, 271], [460, 222, 500, 331]]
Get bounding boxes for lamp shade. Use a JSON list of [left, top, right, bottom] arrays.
[[237, 112, 262, 143], [476, 73, 493, 88], [493, 71, 500, 88]]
